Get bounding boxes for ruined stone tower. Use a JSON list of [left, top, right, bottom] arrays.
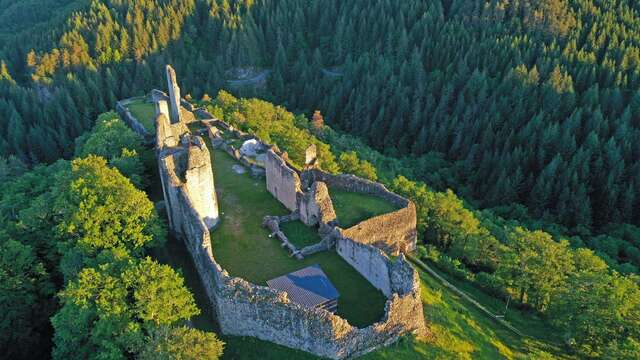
[[156, 65, 220, 230], [166, 65, 182, 124]]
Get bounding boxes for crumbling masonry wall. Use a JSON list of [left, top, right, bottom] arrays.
[[265, 149, 302, 211], [166, 65, 182, 124], [298, 181, 337, 234], [145, 64, 427, 358], [156, 109, 219, 231], [302, 169, 418, 255]]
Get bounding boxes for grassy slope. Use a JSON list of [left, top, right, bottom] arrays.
[[209, 145, 386, 328], [330, 189, 399, 228]]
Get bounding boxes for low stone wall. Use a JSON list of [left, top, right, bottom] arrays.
[[263, 215, 303, 259], [116, 100, 153, 143]]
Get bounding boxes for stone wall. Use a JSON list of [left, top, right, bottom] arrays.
[[302, 170, 417, 254], [183, 137, 219, 229], [265, 149, 302, 211], [298, 181, 337, 234], [335, 236, 418, 298], [336, 236, 393, 296], [156, 110, 219, 230], [115, 100, 153, 143], [158, 129, 428, 359], [148, 77, 427, 358]]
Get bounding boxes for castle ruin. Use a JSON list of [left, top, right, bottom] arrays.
[[166, 65, 182, 124], [151, 66, 428, 359]]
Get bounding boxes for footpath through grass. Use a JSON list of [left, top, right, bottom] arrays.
[[330, 189, 399, 228], [209, 146, 386, 328]]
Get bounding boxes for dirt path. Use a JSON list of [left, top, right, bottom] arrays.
[[407, 254, 525, 337], [227, 70, 271, 86]]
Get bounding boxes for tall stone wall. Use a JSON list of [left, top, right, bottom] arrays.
[[302, 170, 417, 254], [156, 105, 219, 230], [336, 236, 393, 296], [265, 149, 302, 211], [166, 65, 182, 124], [184, 137, 219, 229]]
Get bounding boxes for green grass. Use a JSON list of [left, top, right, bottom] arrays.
[[329, 189, 400, 228], [209, 146, 386, 328], [126, 98, 156, 131], [280, 221, 322, 248]]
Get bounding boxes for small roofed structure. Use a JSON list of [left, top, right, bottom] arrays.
[[267, 264, 339, 313]]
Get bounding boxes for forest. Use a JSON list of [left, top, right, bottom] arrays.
[[0, 0, 639, 358]]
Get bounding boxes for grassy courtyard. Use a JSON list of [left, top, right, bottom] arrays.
[[209, 146, 387, 328], [126, 97, 156, 131], [329, 189, 400, 228], [279, 221, 321, 248]]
